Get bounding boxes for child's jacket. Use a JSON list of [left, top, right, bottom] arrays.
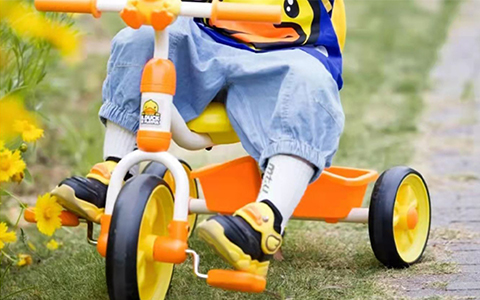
[[195, 0, 346, 89]]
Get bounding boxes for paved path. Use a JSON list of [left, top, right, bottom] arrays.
[[400, 0, 480, 298]]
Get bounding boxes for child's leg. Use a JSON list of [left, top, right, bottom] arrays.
[[49, 25, 158, 222], [197, 48, 344, 276], [52, 19, 227, 222], [257, 155, 315, 232]]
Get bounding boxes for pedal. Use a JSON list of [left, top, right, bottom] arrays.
[[24, 207, 80, 227], [186, 249, 266, 293]]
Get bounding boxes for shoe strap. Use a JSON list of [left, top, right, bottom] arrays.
[[86, 161, 117, 185], [234, 202, 283, 255]]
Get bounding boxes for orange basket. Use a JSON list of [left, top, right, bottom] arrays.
[[191, 156, 378, 221], [294, 166, 378, 222]]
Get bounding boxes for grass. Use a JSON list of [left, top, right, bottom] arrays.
[[1, 0, 461, 299]]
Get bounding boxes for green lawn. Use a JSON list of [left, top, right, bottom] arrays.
[[1, 0, 460, 299]]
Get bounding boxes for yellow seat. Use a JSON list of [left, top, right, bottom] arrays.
[[187, 102, 240, 145]]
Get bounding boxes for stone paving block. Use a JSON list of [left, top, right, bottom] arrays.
[[450, 244, 480, 252], [460, 265, 480, 273], [447, 282, 480, 291], [452, 252, 480, 265]]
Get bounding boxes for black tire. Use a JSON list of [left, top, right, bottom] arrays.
[[368, 166, 431, 268], [106, 174, 175, 300]]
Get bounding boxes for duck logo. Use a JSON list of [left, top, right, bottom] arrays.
[[141, 100, 161, 125], [207, 0, 323, 50]]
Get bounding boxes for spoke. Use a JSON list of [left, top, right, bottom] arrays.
[[146, 203, 159, 229], [405, 185, 415, 201], [397, 184, 414, 205], [395, 229, 411, 250], [409, 198, 418, 210], [407, 230, 415, 243], [393, 215, 400, 227], [137, 251, 147, 285], [394, 203, 401, 216]]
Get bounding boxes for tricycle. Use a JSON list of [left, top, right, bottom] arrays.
[[24, 0, 431, 298]]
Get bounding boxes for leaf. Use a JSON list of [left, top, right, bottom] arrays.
[[23, 168, 33, 184]]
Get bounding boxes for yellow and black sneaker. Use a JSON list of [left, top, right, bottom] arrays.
[[51, 158, 123, 223], [196, 200, 283, 277]]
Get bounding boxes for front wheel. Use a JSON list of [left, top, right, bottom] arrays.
[[368, 167, 431, 268], [106, 174, 175, 300]]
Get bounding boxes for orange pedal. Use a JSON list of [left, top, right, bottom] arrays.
[[24, 207, 80, 227], [206, 270, 266, 293]]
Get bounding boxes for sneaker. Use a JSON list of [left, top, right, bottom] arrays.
[[51, 160, 118, 223], [196, 200, 283, 277]]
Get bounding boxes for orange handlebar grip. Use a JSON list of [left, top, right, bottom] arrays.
[[206, 270, 266, 293], [212, 0, 281, 24], [34, 0, 101, 17]]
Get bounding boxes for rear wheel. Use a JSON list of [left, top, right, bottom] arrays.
[[368, 167, 431, 268], [106, 174, 175, 300]]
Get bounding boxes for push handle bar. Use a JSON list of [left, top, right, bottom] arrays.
[[35, 0, 101, 17], [211, 0, 281, 23], [34, 0, 282, 23]]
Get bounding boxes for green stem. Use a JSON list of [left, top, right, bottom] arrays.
[[0, 251, 15, 263], [13, 206, 25, 229], [0, 188, 27, 209]]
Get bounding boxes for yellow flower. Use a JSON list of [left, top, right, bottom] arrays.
[[46, 239, 61, 250], [0, 95, 35, 142], [0, 148, 26, 182], [13, 120, 44, 142], [0, 140, 4, 150], [28, 241, 37, 251], [0, 222, 17, 250], [0, 1, 80, 59], [17, 254, 32, 267], [35, 193, 63, 236]]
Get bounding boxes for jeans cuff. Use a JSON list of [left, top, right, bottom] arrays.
[[259, 140, 327, 182], [99, 102, 139, 133]]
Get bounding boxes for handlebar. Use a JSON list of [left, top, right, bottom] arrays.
[[34, 0, 282, 24], [35, 0, 101, 17]]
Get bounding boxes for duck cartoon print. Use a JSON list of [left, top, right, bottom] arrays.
[[141, 99, 161, 125], [208, 0, 331, 49]]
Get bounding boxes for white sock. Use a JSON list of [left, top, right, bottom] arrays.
[[256, 155, 315, 231], [103, 121, 138, 175]]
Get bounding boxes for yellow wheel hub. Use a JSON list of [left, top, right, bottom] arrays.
[[137, 185, 174, 300], [393, 174, 430, 263]]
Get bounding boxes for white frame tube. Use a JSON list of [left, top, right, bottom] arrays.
[[96, 0, 214, 16], [171, 105, 214, 150], [179, 2, 212, 18], [96, 0, 128, 11], [105, 150, 190, 221], [188, 199, 370, 223]]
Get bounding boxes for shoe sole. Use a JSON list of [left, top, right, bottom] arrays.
[[196, 219, 269, 277], [52, 185, 104, 223]]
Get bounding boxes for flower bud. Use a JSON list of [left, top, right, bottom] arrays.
[[19, 143, 28, 152], [11, 172, 25, 183]]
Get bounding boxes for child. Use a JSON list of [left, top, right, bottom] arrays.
[[52, 0, 345, 277]]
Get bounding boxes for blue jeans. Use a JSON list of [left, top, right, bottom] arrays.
[[99, 18, 345, 181]]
